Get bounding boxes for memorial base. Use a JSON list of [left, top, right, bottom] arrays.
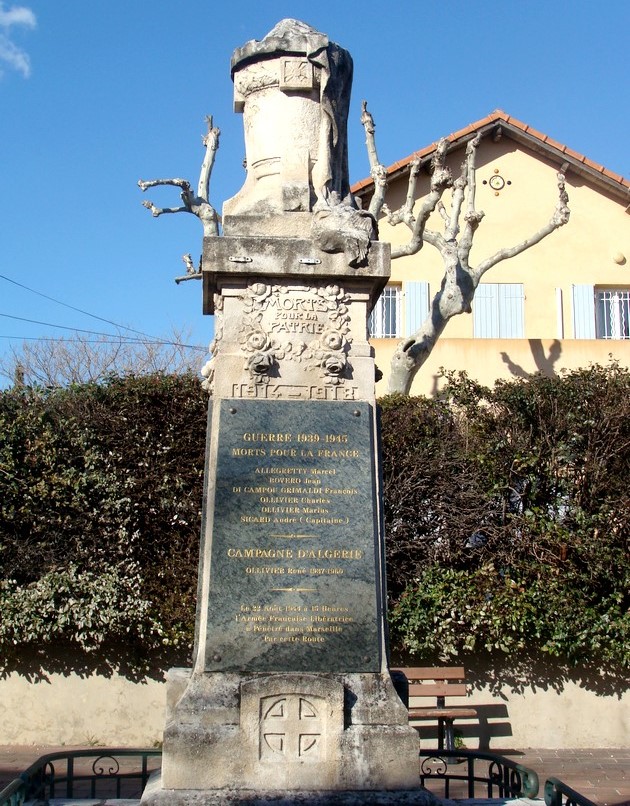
[[140, 669, 423, 802], [142, 774, 440, 805]]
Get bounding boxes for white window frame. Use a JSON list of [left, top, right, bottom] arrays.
[[369, 286, 401, 338], [595, 288, 630, 340]]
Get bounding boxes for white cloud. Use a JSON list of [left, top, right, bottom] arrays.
[[0, 2, 36, 79], [0, 3, 35, 27]]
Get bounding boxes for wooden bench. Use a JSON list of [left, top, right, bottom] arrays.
[[392, 666, 478, 752]]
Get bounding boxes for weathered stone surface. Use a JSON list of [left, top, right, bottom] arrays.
[[158, 671, 418, 793], [202, 273, 380, 408], [143, 778, 442, 805], [225, 19, 353, 220], [221, 19, 380, 270], [141, 18, 422, 804], [202, 236, 389, 315], [143, 770, 442, 805]]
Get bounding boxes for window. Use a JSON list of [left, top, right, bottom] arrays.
[[369, 286, 401, 338], [595, 288, 630, 339], [572, 285, 630, 340], [473, 283, 524, 338]]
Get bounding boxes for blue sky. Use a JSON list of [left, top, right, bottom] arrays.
[[1, 0, 628, 385]]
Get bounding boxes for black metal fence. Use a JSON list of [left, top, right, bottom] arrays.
[[0, 748, 161, 805], [0, 746, 599, 805], [419, 748, 539, 799], [545, 775, 599, 806]]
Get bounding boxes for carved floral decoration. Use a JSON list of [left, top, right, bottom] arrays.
[[239, 281, 351, 385]]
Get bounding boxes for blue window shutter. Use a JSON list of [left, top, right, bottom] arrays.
[[474, 283, 524, 338], [572, 285, 595, 339], [404, 281, 430, 336], [474, 283, 498, 338], [498, 284, 524, 338]]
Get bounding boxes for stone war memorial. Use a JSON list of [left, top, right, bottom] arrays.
[[139, 19, 433, 805]]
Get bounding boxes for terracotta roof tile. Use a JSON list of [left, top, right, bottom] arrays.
[[506, 116, 529, 132], [352, 109, 629, 195], [586, 159, 605, 173], [603, 168, 625, 184], [562, 146, 587, 163], [525, 126, 546, 141], [459, 123, 477, 137], [544, 136, 565, 152]]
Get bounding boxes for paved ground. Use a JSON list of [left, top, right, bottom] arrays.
[[0, 745, 628, 805], [504, 748, 629, 806]]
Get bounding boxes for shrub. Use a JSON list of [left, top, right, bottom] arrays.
[[0, 374, 206, 674], [383, 364, 630, 669], [1, 365, 628, 676]]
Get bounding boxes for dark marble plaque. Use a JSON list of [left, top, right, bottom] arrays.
[[203, 399, 381, 673]]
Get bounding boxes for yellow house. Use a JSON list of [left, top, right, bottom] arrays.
[[353, 110, 630, 397]]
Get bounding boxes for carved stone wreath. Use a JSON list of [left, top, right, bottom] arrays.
[[239, 282, 352, 384]]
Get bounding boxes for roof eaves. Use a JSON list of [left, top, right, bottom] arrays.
[[352, 110, 629, 201]]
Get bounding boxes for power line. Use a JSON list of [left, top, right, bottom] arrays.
[[0, 272, 161, 341], [0, 314, 206, 351], [0, 334, 207, 350], [0, 312, 138, 337]]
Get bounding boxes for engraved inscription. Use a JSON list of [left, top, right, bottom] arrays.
[[204, 400, 381, 672], [231, 383, 359, 401]]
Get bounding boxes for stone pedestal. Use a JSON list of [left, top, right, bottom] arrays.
[[153, 669, 418, 793], [140, 230, 424, 801]]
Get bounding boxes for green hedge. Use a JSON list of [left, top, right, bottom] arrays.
[[0, 366, 628, 677], [381, 365, 629, 669], [0, 374, 206, 674]]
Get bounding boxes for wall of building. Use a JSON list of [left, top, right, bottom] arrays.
[[381, 140, 629, 340], [373, 336, 630, 397], [411, 680, 630, 750], [0, 668, 627, 749]]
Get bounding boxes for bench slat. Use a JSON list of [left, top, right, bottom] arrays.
[[408, 682, 468, 698], [394, 666, 477, 752], [394, 666, 466, 681], [409, 707, 477, 719]]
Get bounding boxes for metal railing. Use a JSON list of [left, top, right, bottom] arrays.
[[0, 748, 161, 805], [0, 747, 599, 806], [545, 776, 598, 806], [419, 748, 539, 799]]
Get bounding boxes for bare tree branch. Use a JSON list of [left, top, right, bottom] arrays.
[[175, 254, 202, 285], [360, 101, 388, 219], [138, 117, 221, 238], [0, 329, 206, 388], [474, 173, 570, 279], [141, 199, 189, 217], [391, 139, 453, 259], [384, 157, 421, 229], [457, 135, 484, 264]]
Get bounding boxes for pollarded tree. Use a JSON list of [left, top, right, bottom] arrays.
[[360, 103, 570, 395]]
